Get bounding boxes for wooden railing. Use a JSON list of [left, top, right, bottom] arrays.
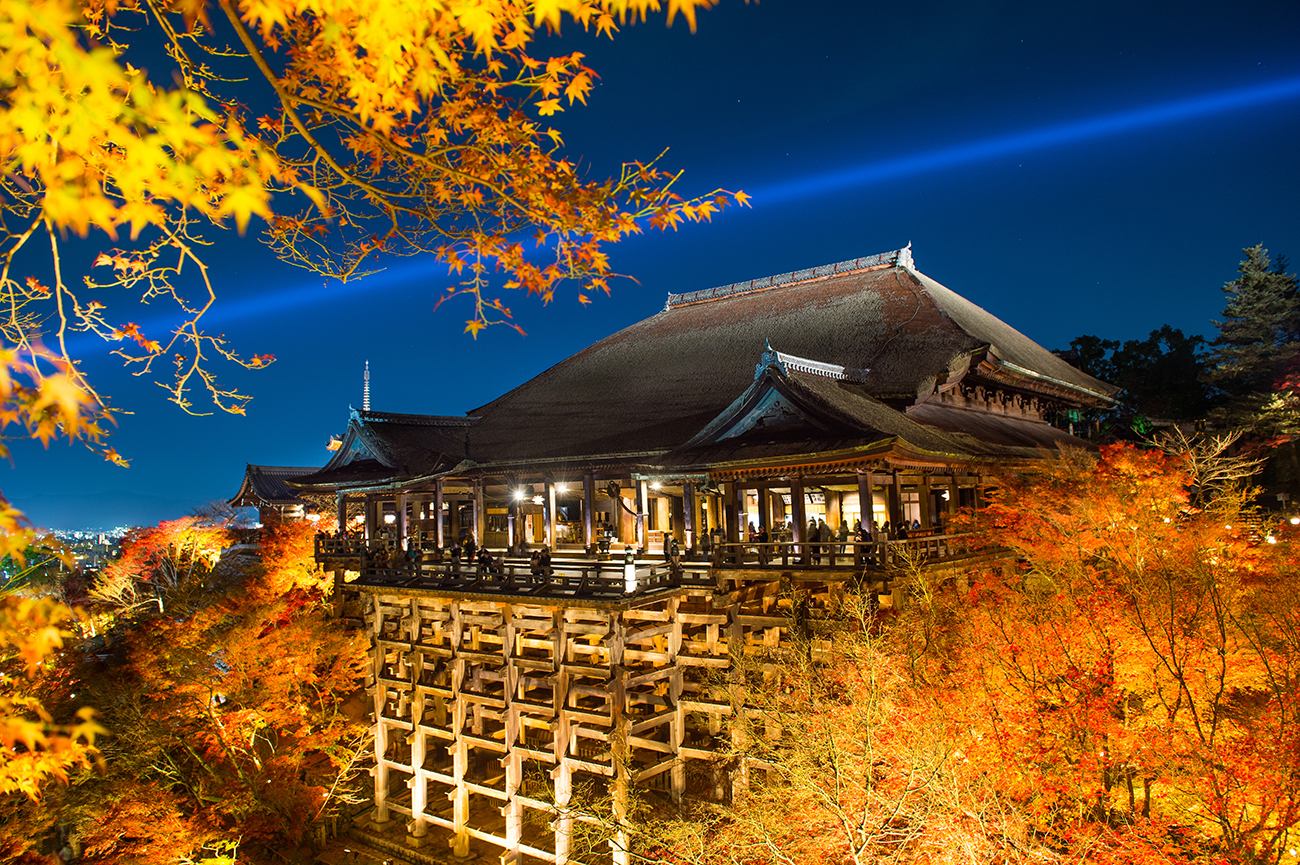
[[353, 557, 714, 599], [322, 534, 979, 598], [315, 536, 413, 558], [705, 534, 975, 569]]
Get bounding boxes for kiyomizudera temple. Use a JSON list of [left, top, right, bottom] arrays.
[[233, 246, 1117, 864]]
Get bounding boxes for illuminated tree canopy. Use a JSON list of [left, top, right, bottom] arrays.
[[1, 0, 746, 425]]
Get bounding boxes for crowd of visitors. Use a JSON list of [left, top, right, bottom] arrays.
[[323, 509, 947, 578]]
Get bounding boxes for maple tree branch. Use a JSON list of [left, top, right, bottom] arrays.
[[217, 0, 416, 234]]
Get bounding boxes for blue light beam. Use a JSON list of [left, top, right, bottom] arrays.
[[752, 75, 1300, 205], [63, 74, 1300, 355]]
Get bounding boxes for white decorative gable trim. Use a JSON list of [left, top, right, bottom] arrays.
[[755, 339, 868, 383]]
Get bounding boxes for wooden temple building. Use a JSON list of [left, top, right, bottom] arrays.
[[277, 246, 1116, 864], [228, 463, 323, 525]]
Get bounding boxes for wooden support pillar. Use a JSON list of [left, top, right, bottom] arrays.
[[947, 473, 958, 520], [551, 608, 573, 863], [727, 592, 749, 802], [722, 482, 739, 546], [369, 603, 391, 826], [336, 494, 348, 533], [682, 481, 696, 554], [636, 478, 648, 553], [733, 482, 747, 538], [501, 604, 523, 864], [857, 471, 872, 531], [920, 474, 932, 529], [472, 479, 484, 546], [975, 474, 985, 509], [545, 480, 557, 550], [407, 599, 428, 845], [757, 488, 769, 530], [411, 494, 424, 546], [790, 477, 806, 547], [507, 490, 517, 555], [434, 479, 445, 551], [608, 613, 631, 865], [667, 597, 686, 804], [669, 494, 684, 547], [584, 473, 596, 556], [448, 602, 470, 858], [889, 470, 903, 532], [397, 493, 408, 551]]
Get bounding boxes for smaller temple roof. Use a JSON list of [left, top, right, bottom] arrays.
[[290, 408, 476, 491], [660, 345, 1083, 472], [229, 465, 319, 509]]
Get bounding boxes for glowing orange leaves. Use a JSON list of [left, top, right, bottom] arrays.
[[949, 445, 1300, 860], [0, 346, 105, 456], [2, 0, 277, 239], [0, 596, 105, 801], [4, 0, 749, 432]]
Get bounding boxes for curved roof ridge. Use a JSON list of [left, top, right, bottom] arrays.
[[665, 244, 913, 309]]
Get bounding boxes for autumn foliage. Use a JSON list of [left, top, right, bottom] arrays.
[[2, 0, 745, 420], [643, 445, 1300, 865], [0, 517, 368, 863], [945, 446, 1300, 862]]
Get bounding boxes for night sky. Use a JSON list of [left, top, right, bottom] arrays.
[[8, 0, 1300, 529]]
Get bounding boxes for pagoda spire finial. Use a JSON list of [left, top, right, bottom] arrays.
[[363, 360, 370, 411]]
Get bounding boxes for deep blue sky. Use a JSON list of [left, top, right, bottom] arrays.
[[9, 0, 1300, 529]]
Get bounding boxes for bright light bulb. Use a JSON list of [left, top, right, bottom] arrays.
[[513, 490, 526, 501], [1291, 517, 1300, 526], [1268, 536, 1278, 544]]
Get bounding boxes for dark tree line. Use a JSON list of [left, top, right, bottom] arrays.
[[1058, 325, 1213, 424], [1056, 243, 1300, 492], [1058, 245, 1297, 429]]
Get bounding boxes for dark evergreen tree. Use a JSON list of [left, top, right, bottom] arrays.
[[1205, 245, 1300, 429]]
